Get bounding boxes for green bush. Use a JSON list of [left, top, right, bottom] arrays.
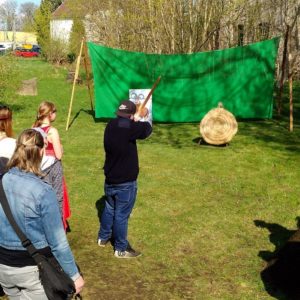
[[44, 39, 69, 64], [67, 52, 76, 64], [0, 55, 20, 101]]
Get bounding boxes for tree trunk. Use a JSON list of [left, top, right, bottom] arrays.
[[214, 26, 220, 50], [289, 72, 293, 132], [277, 25, 290, 116]]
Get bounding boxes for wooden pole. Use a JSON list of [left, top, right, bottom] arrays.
[[66, 38, 84, 131], [83, 38, 94, 111]]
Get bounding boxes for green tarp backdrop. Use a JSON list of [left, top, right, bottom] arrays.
[[88, 38, 279, 122]]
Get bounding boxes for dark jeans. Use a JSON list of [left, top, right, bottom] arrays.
[[98, 181, 137, 251]]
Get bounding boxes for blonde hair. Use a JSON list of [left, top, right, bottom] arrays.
[[33, 101, 56, 127], [7, 129, 44, 176], [0, 105, 13, 137]]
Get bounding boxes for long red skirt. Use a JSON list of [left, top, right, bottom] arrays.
[[62, 177, 71, 230]]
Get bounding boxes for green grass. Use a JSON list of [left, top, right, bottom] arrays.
[[2, 58, 300, 299]]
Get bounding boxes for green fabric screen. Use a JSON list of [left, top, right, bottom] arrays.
[[88, 38, 279, 122]]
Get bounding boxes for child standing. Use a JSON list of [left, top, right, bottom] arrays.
[[0, 105, 16, 175], [33, 101, 71, 230]]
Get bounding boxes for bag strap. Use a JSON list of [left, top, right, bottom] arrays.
[[0, 178, 42, 261]]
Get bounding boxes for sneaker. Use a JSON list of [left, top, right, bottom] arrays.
[[114, 245, 141, 258], [97, 239, 109, 247]]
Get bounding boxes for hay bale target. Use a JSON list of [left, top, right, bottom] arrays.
[[200, 104, 238, 145]]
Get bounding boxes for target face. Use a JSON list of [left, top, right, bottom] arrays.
[[129, 89, 152, 123]]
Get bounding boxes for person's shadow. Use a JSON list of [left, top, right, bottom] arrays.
[[255, 218, 300, 300], [95, 195, 106, 223], [95, 195, 115, 247]]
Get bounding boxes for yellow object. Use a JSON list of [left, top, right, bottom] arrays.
[[0, 31, 37, 44], [22, 44, 33, 49]]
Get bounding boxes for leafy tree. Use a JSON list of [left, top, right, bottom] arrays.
[[34, 0, 51, 56], [34, 0, 62, 51], [69, 17, 85, 57], [49, 0, 62, 12]]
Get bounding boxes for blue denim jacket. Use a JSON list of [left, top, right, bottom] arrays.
[[0, 167, 79, 280]]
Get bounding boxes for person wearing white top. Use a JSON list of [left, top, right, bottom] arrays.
[[0, 105, 16, 175], [32, 127, 55, 170]]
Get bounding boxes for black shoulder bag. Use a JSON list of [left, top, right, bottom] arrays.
[[0, 179, 76, 300]]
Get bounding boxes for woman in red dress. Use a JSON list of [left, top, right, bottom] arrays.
[[33, 101, 71, 230]]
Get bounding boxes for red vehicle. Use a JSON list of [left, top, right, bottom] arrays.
[[15, 48, 39, 57]]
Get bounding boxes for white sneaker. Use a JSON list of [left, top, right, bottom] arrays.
[[114, 246, 141, 258], [98, 239, 109, 247]]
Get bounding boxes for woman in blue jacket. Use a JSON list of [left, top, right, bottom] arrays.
[[0, 129, 84, 299]]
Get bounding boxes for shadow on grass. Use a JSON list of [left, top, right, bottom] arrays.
[[87, 82, 300, 150], [255, 219, 300, 300], [95, 195, 106, 223], [67, 109, 95, 129], [81, 117, 300, 151], [95, 195, 116, 247], [92, 117, 300, 151], [234, 119, 300, 154], [192, 137, 230, 147], [88, 86, 300, 150], [147, 122, 201, 149]]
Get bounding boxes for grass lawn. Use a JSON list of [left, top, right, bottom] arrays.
[[2, 58, 300, 300]]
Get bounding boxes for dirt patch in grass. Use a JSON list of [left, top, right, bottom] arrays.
[[17, 78, 37, 96], [75, 246, 198, 300]]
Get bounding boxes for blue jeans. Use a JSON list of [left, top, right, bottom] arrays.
[[98, 181, 137, 251]]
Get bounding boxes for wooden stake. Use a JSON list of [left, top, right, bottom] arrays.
[[83, 38, 94, 111], [66, 38, 84, 131]]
